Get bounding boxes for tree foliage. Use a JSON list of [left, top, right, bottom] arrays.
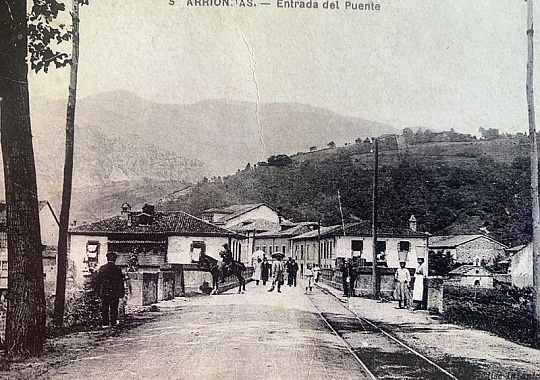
[[162, 136, 533, 248]]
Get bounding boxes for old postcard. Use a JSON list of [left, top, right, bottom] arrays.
[[1, 0, 538, 378]]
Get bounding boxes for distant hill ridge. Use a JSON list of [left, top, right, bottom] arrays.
[[158, 136, 532, 247]]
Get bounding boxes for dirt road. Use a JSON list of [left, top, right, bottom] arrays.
[[43, 282, 371, 380]]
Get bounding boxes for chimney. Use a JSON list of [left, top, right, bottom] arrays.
[[121, 203, 131, 219], [409, 215, 417, 232]]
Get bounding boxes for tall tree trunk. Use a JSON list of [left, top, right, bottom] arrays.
[[0, 0, 46, 356], [53, 0, 80, 326], [526, 0, 540, 348]]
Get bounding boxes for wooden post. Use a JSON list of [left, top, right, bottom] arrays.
[[372, 138, 379, 298], [317, 220, 321, 267], [526, 0, 540, 347]]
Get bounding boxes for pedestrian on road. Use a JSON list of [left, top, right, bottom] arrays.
[[268, 252, 285, 292], [412, 257, 428, 310], [339, 258, 356, 297], [94, 252, 126, 327], [252, 257, 262, 286], [394, 261, 411, 309], [312, 263, 321, 283], [304, 264, 314, 293], [261, 256, 271, 285], [286, 257, 299, 286]]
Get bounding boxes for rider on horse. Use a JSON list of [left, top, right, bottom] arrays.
[[219, 243, 233, 283]]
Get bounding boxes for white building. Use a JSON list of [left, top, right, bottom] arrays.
[[68, 203, 245, 289], [290, 219, 429, 274], [201, 203, 286, 229]]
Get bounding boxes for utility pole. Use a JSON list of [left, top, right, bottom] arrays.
[[371, 137, 379, 298], [526, 0, 540, 347], [317, 220, 321, 267]]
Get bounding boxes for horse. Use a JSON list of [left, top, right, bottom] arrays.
[[198, 253, 246, 294]]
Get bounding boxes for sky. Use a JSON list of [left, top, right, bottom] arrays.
[[29, 0, 531, 136]]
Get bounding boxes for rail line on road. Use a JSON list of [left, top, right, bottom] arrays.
[[308, 286, 460, 380]]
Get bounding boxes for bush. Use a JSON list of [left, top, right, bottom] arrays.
[[443, 284, 535, 346]]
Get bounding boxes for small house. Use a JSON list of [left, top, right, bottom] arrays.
[[201, 203, 287, 229], [428, 234, 507, 266], [68, 203, 245, 290], [448, 264, 494, 288], [506, 243, 533, 288]]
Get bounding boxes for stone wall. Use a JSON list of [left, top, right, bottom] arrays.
[[126, 272, 159, 306]]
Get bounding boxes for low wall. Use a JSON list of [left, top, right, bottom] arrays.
[[320, 267, 410, 298], [127, 265, 254, 304], [159, 270, 175, 301], [127, 272, 159, 306]]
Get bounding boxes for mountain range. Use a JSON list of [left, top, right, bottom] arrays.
[[0, 91, 399, 221]]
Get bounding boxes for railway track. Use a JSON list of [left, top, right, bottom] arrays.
[[308, 286, 460, 380]]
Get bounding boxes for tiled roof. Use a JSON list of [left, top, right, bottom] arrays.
[[429, 234, 506, 248], [449, 265, 493, 276], [70, 211, 240, 237], [258, 222, 320, 238], [506, 244, 527, 253], [228, 218, 281, 233], [202, 203, 273, 224], [291, 221, 429, 240]]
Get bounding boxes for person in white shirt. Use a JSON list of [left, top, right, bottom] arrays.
[[304, 265, 314, 293], [394, 261, 411, 309]]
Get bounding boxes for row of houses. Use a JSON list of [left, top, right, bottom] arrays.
[[67, 202, 529, 290], [0, 200, 534, 297]]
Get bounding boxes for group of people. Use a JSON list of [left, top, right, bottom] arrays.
[[93, 247, 427, 328], [393, 257, 428, 310], [251, 254, 321, 293]]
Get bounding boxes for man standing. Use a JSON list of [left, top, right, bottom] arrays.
[[94, 252, 125, 327], [268, 253, 285, 293], [261, 256, 271, 285], [394, 261, 411, 309], [287, 258, 299, 287]]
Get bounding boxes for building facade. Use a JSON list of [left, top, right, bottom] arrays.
[[428, 235, 507, 266], [68, 204, 245, 289], [291, 220, 429, 274]]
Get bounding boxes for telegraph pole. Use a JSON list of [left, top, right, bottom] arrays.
[[371, 138, 379, 298], [526, 0, 540, 347], [317, 220, 321, 267]]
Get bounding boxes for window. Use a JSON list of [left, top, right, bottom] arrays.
[[375, 241, 386, 253], [190, 241, 206, 262], [282, 245, 286, 253], [262, 246, 266, 253], [0, 261, 7, 278], [351, 240, 363, 252], [398, 241, 411, 251], [0, 232, 7, 249], [86, 241, 100, 260]]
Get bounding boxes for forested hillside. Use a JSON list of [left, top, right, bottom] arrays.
[[159, 132, 532, 247]]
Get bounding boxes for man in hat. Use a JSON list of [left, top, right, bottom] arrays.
[[394, 261, 411, 309], [286, 257, 299, 287], [219, 243, 233, 283], [268, 253, 285, 292], [94, 252, 125, 327]]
